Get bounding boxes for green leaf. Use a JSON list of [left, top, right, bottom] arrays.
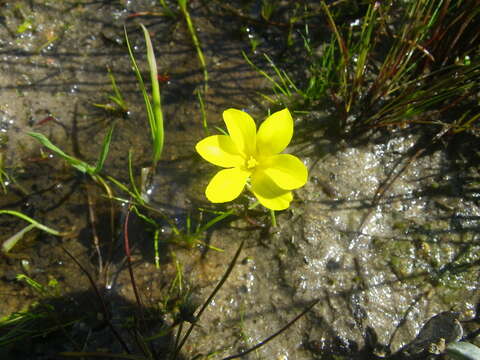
[[124, 25, 165, 168], [17, 20, 32, 34], [93, 125, 115, 174], [141, 24, 164, 165], [0, 210, 65, 253], [27, 132, 93, 174]]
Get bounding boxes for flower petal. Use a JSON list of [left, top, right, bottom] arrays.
[[196, 135, 244, 168], [256, 108, 293, 156], [251, 171, 293, 210], [205, 168, 250, 203], [223, 108, 256, 156], [261, 154, 308, 190]]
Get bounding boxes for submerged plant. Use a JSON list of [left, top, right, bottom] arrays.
[[0, 210, 65, 253], [195, 108, 307, 210], [93, 66, 128, 114]]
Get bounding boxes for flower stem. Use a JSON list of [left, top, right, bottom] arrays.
[[270, 209, 277, 227]]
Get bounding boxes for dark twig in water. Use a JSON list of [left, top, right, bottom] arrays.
[[86, 188, 103, 276], [352, 126, 450, 245], [222, 298, 320, 360], [123, 208, 146, 327], [123, 208, 161, 359], [61, 246, 131, 354], [172, 240, 245, 360], [172, 321, 184, 356]]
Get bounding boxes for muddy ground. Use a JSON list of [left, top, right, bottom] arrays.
[[0, 1, 479, 359]]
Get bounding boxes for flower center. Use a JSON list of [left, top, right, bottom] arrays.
[[246, 156, 258, 169]]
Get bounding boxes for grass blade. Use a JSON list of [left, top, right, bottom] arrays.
[[196, 88, 208, 135], [0, 210, 63, 236], [140, 24, 164, 166], [125, 25, 164, 168], [178, 0, 208, 89], [0, 210, 66, 252], [94, 125, 115, 174], [1, 224, 36, 253], [28, 132, 93, 174]]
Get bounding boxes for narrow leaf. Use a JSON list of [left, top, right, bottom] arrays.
[[28, 132, 92, 174], [93, 125, 115, 174]]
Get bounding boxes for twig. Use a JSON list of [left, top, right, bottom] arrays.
[[61, 246, 130, 354], [222, 299, 320, 359], [86, 187, 103, 276], [172, 240, 245, 359], [351, 126, 450, 246], [123, 207, 146, 323]]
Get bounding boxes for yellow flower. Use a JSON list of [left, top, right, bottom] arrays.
[[195, 108, 308, 210]]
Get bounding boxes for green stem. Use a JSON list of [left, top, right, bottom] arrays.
[[179, 0, 208, 90], [270, 209, 277, 227]]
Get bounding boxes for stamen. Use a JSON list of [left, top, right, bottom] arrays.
[[246, 156, 258, 169]]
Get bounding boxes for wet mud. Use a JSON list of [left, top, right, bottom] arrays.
[[0, 1, 479, 359]]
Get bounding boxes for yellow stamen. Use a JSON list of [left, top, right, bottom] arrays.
[[246, 156, 258, 169]]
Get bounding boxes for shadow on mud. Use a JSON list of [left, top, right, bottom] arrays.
[[0, 288, 187, 360]]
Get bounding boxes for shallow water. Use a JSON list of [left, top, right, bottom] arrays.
[[1, 1, 479, 359]]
